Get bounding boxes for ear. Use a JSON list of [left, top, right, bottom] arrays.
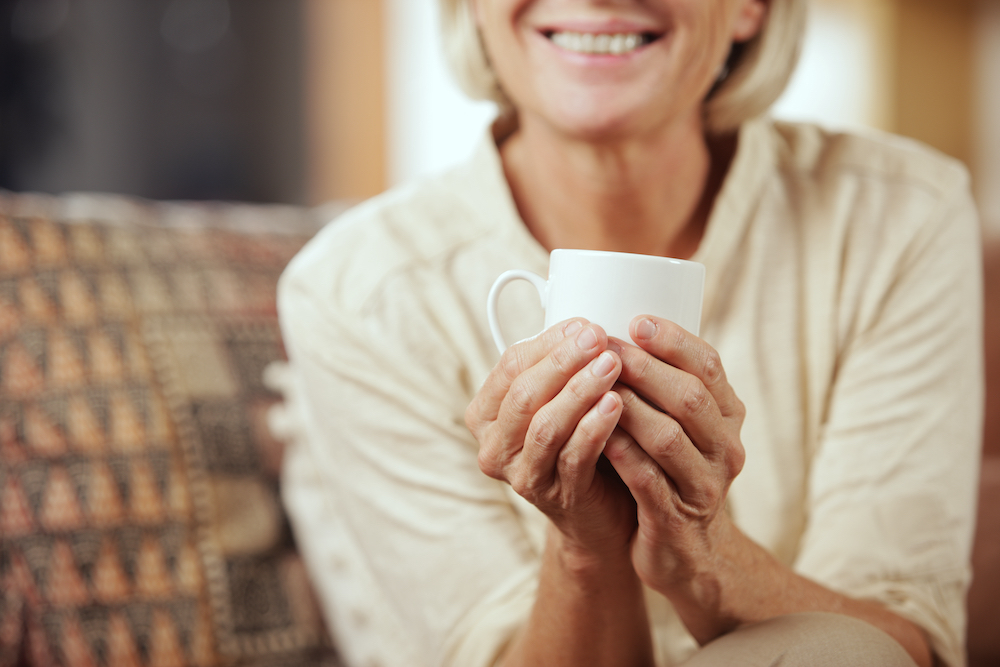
[[731, 0, 767, 43]]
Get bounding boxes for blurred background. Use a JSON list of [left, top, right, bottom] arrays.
[[1, 2, 997, 661], [0, 0, 998, 236]]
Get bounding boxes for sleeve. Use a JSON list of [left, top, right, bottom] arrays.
[[794, 172, 984, 667], [274, 239, 540, 667]]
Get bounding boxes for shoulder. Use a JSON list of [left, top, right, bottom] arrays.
[[766, 119, 971, 204], [754, 119, 979, 265], [750, 121, 981, 351], [278, 152, 503, 321]]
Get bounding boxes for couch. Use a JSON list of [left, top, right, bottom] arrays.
[[0, 191, 341, 666], [968, 238, 1000, 667], [0, 189, 996, 667]]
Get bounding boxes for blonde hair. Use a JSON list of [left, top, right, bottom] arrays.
[[438, 0, 807, 134]]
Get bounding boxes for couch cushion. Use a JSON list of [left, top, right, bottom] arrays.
[[968, 236, 1000, 667], [0, 191, 340, 666]]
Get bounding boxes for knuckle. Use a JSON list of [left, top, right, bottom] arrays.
[[667, 321, 687, 352], [509, 468, 540, 500], [617, 385, 640, 410], [617, 386, 647, 420], [631, 352, 657, 385], [575, 410, 607, 445], [676, 481, 720, 517], [680, 380, 712, 419], [702, 349, 723, 385], [604, 427, 632, 460], [652, 419, 685, 458], [634, 459, 664, 493], [505, 378, 537, 420], [548, 338, 583, 375], [733, 397, 747, 422], [508, 471, 529, 497], [697, 483, 722, 511], [525, 411, 561, 452], [464, 400, 483, 434], [725, 441, 746, 477], [563, 372, 596, 406], [499, 346, 527, 384], [477, 445, 503, 480], [557, 447, 586, 480]]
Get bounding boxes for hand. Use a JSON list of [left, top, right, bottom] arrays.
[[466, 319, 637, 558], [603, 316, 746, 597]]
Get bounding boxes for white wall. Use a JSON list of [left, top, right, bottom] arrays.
[[382, 0, 883, 188], [383, 0, 496, 187], [383, 0, 1000, 238], [772, 0, 889, 131]]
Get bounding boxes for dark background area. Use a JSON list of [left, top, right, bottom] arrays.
[[0, 0, 306, 204]]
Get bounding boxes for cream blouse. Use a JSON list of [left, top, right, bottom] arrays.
[[275, 117, 983, 667]]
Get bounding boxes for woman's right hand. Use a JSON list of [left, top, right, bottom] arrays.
[[465, 319, 638, 559]]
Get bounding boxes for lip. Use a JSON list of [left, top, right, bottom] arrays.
[[535, 18, 664, 36], [532, 29, 665, 64], [532, 18, 666, 59]]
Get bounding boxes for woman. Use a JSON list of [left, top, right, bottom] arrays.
[[277, 0, 983, 666]]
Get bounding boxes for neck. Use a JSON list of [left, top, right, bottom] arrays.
[[500, 112, 735, 259]]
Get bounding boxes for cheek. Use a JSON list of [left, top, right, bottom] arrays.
[[477, 27, 517, 98], [679, 0, 745, 49], [475, 2, 511, 64], [476, 7, 534, 105], [680, 6, 743, 79]]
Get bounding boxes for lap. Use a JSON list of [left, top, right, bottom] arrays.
[[679, 612, 919, 667]]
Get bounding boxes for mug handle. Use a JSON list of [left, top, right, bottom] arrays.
[[487, 270, 548, 353]]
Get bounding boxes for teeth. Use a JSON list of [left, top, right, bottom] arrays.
[[550, 31, 645, 55]]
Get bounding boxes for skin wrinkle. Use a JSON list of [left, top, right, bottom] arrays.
[[454, 1, 940, 666], [276, 51, 980, 660]]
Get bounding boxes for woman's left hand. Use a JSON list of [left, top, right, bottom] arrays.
[[603, 316, 747, 612], [602, 317, 935, 663]]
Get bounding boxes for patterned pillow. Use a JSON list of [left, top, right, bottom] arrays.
[[0, 191, 342, 667]]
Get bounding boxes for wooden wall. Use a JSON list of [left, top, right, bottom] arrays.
[[298, 0, 989, 209], [893, 0, 977, 171], [303, 0, 386, 205]]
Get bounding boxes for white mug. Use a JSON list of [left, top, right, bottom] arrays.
[[487, 249, 705, 352]]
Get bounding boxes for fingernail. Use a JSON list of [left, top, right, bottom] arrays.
[[598, 393, 618, 415], [577, 326, 598, 350], [606, 339, 623, 355], [635, 318, 656, 340], [563, 320, 583, 336], [592, 351, 615, 377]]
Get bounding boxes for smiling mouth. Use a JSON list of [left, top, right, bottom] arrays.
[[545, 31, 659, 56]]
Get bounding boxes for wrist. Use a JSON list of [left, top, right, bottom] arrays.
[[653, 516, 748, 641], [509, 524, 654, 667], [547, 524, 636, 586]]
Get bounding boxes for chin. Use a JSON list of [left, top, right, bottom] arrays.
[[523, 72, 695, 143], [540, 96, 672, 144]]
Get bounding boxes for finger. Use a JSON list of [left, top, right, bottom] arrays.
[[603, 426, 678, 516], [614, 384, 714, 503], [519, 351, 622, 482], [477, 323, 608, 479], [557, 391, 623, 496], [513, 388, 623, 503], [611, 341, 731, 457], [628, 317, 744, 420], [493, 325, 609, 461], [470, 318, 589, 428]]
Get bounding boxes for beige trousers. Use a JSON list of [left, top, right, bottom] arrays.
[[679, 613, 920, 667]]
